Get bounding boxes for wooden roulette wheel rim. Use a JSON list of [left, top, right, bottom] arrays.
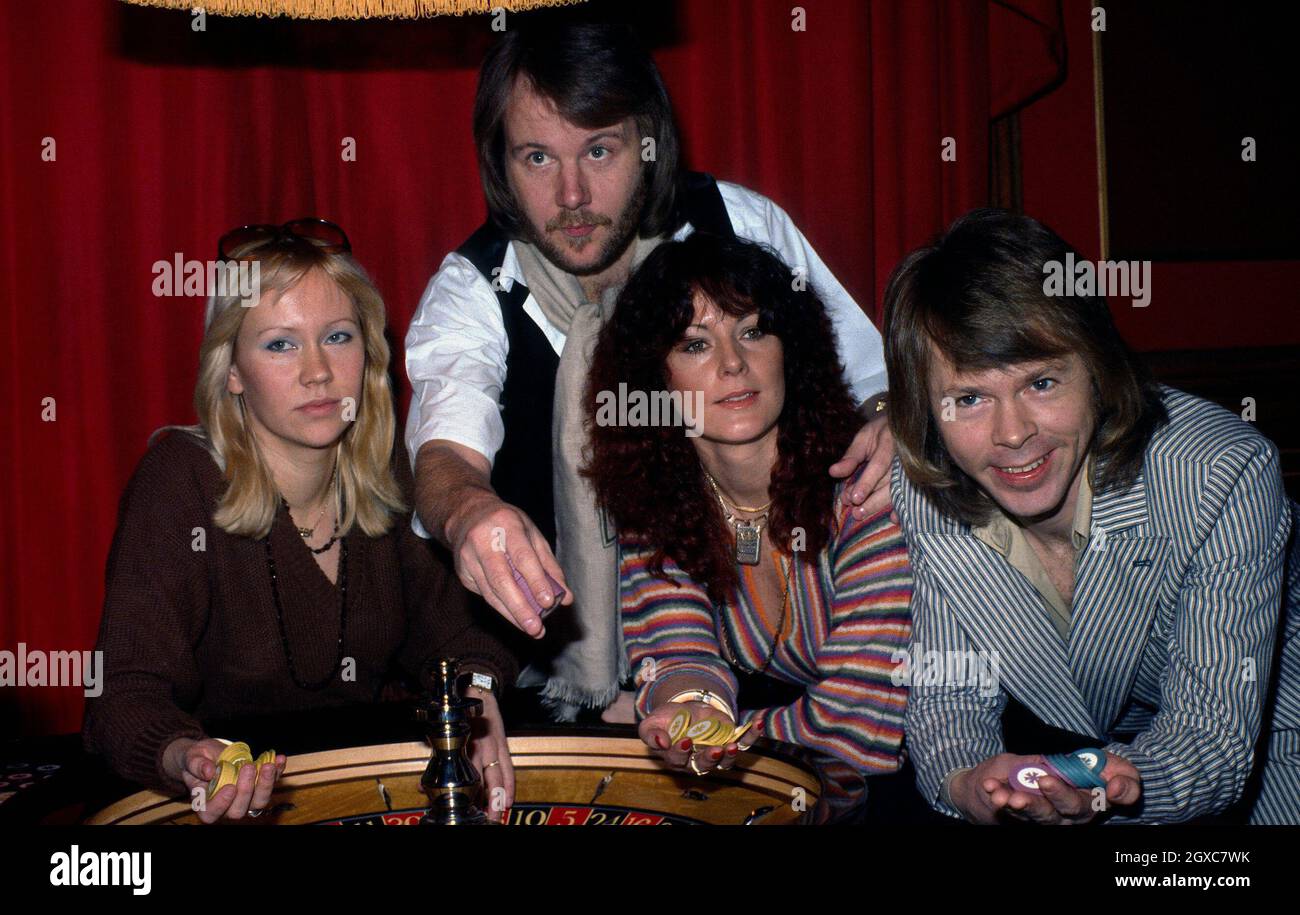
[[85, 729, 824, 826]]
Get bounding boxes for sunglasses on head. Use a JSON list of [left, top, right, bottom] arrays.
[[217, 217, 351, 261]]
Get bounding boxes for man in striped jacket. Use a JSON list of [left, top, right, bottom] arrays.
[[882, 209, 1298, 824]]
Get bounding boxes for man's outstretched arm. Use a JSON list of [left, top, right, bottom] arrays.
[[414, 439, 571, 639]]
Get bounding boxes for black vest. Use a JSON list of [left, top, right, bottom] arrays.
[[454, 171, 736, 547]]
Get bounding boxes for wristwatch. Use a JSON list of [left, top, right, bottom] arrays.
[[461, 671, 497, 695]]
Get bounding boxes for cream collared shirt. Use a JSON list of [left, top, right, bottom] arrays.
[[970, 460, 1094, 641]]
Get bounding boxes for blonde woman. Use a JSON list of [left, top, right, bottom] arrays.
[[84, 220, 518, 822]]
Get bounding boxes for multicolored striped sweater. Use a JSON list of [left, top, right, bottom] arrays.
[[620, 503, 913, 773]]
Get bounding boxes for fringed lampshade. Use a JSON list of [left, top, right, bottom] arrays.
[[118, 0, 589, 19]]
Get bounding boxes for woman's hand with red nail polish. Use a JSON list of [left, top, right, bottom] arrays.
[[638, 700, 737, 773]]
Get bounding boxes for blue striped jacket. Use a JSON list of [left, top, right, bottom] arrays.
[[892, 387, 1298, 823]]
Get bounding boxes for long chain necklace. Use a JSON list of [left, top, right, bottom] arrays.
[[716, 550, 794, 676], [264, 515, 348, 692], [703, 470, 773, 565]]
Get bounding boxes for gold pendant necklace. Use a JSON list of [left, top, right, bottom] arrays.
[[704, 470, 772, 565], [289, 466, 337, 539], [295, 515, 324, 539]]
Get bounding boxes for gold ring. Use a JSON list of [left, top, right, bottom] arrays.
[[687, 750, 706, 777], [483, 759, 501, 770]]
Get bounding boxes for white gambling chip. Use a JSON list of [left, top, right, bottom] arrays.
[[1013, 765, 1049, 791]]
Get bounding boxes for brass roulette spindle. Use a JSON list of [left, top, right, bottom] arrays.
[[418, 658, 489, 825]]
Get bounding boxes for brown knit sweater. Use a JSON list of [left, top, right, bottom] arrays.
[[82, 430, 518, 792]]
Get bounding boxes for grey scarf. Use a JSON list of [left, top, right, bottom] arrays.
[[512, 236, 664, 718]]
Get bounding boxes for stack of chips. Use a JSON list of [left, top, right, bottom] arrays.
[[1009, 748, 1107, 795], [206, 742, 278, 801], [506, 555, 565, 619], [667, 709, 754, 748]]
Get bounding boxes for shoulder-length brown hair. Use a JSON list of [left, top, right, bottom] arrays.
[[473, 20, 683, 239], [583, 233, 863, 603], [883, 208, 1168, 526], [155, 240, 405, 540]]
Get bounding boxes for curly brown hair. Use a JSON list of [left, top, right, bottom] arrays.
[[583, 233, 865, 603]]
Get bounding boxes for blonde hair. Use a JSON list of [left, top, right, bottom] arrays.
[[156, 241, 405, 539]]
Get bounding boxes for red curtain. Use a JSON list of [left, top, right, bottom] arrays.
[[0, 0, 1061, 735]]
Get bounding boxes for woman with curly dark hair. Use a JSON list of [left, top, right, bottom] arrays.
[[584, 232, 912, 779]]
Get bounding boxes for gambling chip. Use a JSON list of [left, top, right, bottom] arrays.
[[218, 742, 252, 766], [505, 555, 566, 619], [1009, 748, 1107, 796], [699, 719, 754, 747], [685, 719, 719, 742], [206, 761, 240, 801], [1073, 749, 1103, 772], [1047, 752, 1106, 790], [1010, 764, 1052, 793], [207, 743, 276, 800], [667, 709, 755, 749]]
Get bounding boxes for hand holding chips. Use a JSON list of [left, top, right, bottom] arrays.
[[165, 736, 286, 824], [1009, 749, 1106, 796], [952, 748, 1143, 825], [666, 708, 755, 748], [207, 742, 280, 801], [638, 700, 757, 776]]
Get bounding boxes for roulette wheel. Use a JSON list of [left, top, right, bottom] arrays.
[[85, 729, 826, 826], [2, 663, 893, 827]]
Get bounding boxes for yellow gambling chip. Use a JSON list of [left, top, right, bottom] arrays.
[[684, 719, 716, 742], [695, 722, 729, 746], [729, 720, 755, 745], [218, 742, 252, 765], [716, 722, 747, 746], [667, 711, 690, 743], [702, 720, 753, 748], [697, 718, 734, 745], [255, 750, 277, 768], [206, 760, 239, 801]]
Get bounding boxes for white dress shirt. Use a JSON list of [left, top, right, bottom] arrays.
[[403, 180, 888, 538]]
